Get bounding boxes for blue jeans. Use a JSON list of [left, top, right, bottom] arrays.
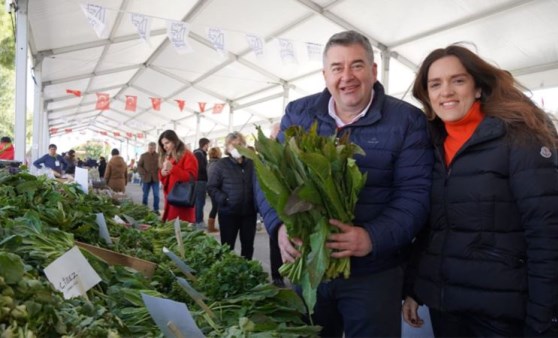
[[194, 181, 207, 223], [142, 181, 160, 211], [311, 266, 403, 338]]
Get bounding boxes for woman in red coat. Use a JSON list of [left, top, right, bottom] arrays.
[[158, 130, 198, 222]]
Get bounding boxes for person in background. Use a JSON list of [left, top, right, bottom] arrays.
[[63, 149, 77, 175], [33, 144, 67, 177], [206, 146, 222, 233], [127, 158, 136, 183], [137, 142, 160, 215], [76, 157, 84, 168], [402, 44, 558, 337], [84, 157, 98, 168], [193, 137, 211, 229], [104, 148, 127, 193], [0, 136, 14, 160], [256, 30, 433, 337], [158, 130, 198, 222], [98, 156, 107, 178], [207, 132, 257, 259]]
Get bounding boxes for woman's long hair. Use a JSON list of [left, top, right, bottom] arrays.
[[158, 130, 186, 167], [413, 44, 557, 148]]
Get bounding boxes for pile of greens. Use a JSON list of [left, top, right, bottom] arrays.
[[0, 169, 320, 337], [241, 123, 367, 314]]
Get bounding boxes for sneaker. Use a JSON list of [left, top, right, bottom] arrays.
[[153, 210, 160, 216]]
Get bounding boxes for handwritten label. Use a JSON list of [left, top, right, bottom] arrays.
[[142, 293, 204, 338], [95, 213, 112, 245], [44, 246, 101, 299], [74, 167, 89, 193]]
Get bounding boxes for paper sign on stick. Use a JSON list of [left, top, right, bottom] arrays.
[[44, 246, 102, 299], [163, 247, 196, 281], [174, 218, 184, 257], [142, 293, 204, 338], [75, 167, 89, 194], [95, 213, 112, 245]]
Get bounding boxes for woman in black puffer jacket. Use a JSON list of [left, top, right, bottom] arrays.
[[207, 132, 257, 259], [402, 45, 558, 337]]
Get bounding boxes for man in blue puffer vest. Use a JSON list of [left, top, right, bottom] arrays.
[[256, 30, 434, 337]]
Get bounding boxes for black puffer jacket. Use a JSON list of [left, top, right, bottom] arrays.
[[207, 156, 256, 216], [412, 117, 558, 332]]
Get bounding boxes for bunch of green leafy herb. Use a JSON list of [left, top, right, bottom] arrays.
[[240, 123, 366, 314]]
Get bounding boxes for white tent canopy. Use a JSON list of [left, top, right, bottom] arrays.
[[16, 0, 558, 160]]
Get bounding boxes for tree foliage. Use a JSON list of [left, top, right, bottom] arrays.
[[0, 6, 15, 138]]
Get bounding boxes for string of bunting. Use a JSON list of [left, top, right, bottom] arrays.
[[65, 89, 226, 114], [49, 127, 146, 139], [80, 3, 324, 62]]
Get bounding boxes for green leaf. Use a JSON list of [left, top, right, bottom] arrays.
[[0, 252, 25, 284], [284, 190, 314, 216]]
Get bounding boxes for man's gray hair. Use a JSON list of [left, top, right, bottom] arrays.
[[148, 141, 156, 147], [323, 30, 375, 64]]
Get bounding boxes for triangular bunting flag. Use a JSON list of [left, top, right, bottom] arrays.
[[278, 38, 297, 64], [166, 20, 193, 54], [129, 13, 151, 43], [114, 132, 120, 137], [246, 34, 264, 57], [137, 133, 144, 139], [151, 97, 162, 111], [65, 128, 73, 134], [175, 99, 185, 112], [50, 128, 58, 134], [212, 103, 225, 114], [100, 131, 108, 136], [80, 4, 109, 39], [126, 132, 133, 138], [66, 89, 82, 97], [125, 95, 137, 112], [96, 93, 110, 111], [198, 102, 206, 113], [207, 27, 225, 55]]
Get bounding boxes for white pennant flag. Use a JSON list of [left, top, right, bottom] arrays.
[[130, 13, 151, 43], [246, 34, 264, 58], [278, 38, 297, 64], [167, 20, 193, 54], [80, 4, 108, 39], [306, 42, 323, 61], [207, 27, 226, 55]]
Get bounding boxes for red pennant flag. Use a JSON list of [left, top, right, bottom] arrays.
[[66, 89, 82, 97], [50, 128, 58, 134], [137, 133, 144, 139], [175, 99, 186, 112], [96, 93, 110, 110], [100, 131, 108, 136], [198, 102, 206, 112], [126, 132, 133, 138], [125, 95, 137, 112], [212, 103, 225, 114], [114, 132, 120, 137], [65, 128, 72, 133], [151, 97, 162, 111]]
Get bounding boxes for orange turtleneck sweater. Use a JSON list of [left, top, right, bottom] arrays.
[[443, 101, 485, 166]]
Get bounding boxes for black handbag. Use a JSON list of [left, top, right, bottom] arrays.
[[167, 174, 196, 207]]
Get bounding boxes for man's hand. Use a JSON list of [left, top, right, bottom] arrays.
[[326, 219, 373, 258], [277, 224, 302, 263]]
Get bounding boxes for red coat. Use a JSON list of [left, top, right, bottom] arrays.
[[160, 150, 198, 222], [0, 142, 14, 160]]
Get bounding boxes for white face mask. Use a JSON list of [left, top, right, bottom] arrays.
[[230, 148, 242, 159]]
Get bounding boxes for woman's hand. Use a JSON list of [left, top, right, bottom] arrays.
[[402, 296, 424, 328], [161, 159, 172, 177]]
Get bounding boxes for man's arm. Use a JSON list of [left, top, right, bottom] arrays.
[[362, 111, 433, 259]]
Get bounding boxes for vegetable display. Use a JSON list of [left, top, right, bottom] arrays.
[[240, 124, 367, 315], [0, 170, 319, 337]]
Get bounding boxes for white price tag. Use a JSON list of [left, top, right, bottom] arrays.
[[95, 213, 112, 245], [75, 167, 89, 193], [43, 246, 101, 299]]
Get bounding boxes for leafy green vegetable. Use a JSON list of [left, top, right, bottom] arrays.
[[240, 123, 367, 315]]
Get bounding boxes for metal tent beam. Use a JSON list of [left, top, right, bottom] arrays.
[[14, 0, 29, 161]]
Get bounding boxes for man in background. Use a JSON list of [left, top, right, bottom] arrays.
[[137, 142, 160, 215], [193, 138, 212, 230]]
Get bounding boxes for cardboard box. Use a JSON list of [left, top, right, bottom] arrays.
[[76, 241, 157, 278]]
